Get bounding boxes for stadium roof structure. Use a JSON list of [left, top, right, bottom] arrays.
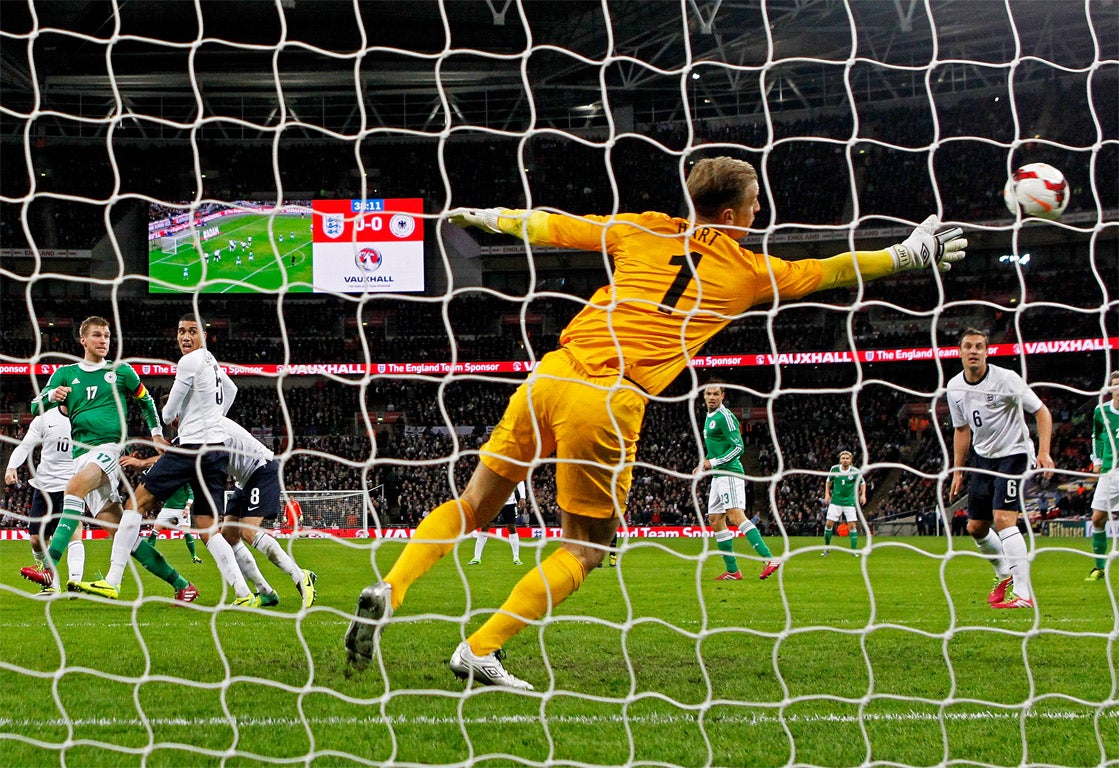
[[0, 0, 1115, 141]]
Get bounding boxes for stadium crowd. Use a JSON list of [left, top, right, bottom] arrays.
[[1, 349, 1102, 536]]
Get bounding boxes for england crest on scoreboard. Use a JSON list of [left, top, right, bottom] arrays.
[[323, 214, 345, 239]]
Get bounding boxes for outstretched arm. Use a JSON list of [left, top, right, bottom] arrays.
[[817, 216, 967, 289], [451, 208, 552, 245]]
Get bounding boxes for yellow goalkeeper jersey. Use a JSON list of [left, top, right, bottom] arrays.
[[542, 211, 825, 396]]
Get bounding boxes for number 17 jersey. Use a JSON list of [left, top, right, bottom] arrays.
[[37, 360, 160, 457]]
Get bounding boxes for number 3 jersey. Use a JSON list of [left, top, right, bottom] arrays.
[[35, 360, 161, 457], [542, 211, 826, 396], [946, 363, 1044, 460]]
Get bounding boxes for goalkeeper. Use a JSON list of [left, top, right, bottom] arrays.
[[345, 156, 967, 689]]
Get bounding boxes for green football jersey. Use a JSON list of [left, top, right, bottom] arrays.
[[34, 361, 160, 457], [828, 465, 862, 506], [703, 405, 744, 475], [1093, 402, 1119, 473], [164, 483, 193, 510]]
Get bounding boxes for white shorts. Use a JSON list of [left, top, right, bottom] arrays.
[[155, 506, 190, 528], [1092, 470, 1119, 514], [74, 444, 122, 516], [826, 503, 859, 523], [707, 475, 747, 517]]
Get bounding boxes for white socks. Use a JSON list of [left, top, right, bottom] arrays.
[[233, 540, 273, 595], [473, 529, 522, 561], [997, 526, 1032, 600], [107, 508, 143, 588], [206, 534, 251, 598], [252, 531, 303, 587], [974, 528, 1008, 579], [67, 535, 85, 583]]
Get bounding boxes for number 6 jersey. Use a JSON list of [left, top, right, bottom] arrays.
[[946, 363, 1044, 460]]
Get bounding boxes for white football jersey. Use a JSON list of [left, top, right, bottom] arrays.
[[504, 480, 527, 507], [221, 416, 273, 487], [947, 364, 1044, 459], [163, 348, 236, 444], [6, 408, 74, 492]]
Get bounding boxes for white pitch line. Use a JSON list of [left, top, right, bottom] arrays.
[[2, 708, 1116, 730]]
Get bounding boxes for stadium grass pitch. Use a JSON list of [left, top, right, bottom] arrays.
[[1, 535, 1114, 767], [148, 212, 313, 294]]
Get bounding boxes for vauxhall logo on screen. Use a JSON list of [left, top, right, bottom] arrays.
[[345, 247, 394, 285]]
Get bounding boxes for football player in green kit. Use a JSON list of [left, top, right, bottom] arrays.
[[822, 450, 866, 556], [21, 316, 199, 601], [700, 382, 780, 580], [1086, 370, 1119, 581]]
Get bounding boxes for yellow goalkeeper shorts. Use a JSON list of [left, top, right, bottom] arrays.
[[480, 348, 646, 520]]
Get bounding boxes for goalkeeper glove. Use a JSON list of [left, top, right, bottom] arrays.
[[889, 215, 967, 272], [449, 208, 504, 234]]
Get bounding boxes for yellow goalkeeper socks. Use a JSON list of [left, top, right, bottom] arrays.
[[384, 498, 476, 610], [468, 546, 585, 657]]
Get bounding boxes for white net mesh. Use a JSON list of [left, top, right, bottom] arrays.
[[1, 1, 1117, 766]]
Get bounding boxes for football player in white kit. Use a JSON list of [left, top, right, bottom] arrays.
[[5, 408, 85, 595], [220, 416, 317, 609], [467, 481, 526, 566], [947, 328, 1054, 609]]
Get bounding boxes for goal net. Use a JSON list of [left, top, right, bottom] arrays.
[[283, 488, 385, 534], [159, 231, 195, 256], [1, 2, 1116, 767]]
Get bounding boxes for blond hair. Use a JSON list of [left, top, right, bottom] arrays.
[[686, 157, 758, 219], [79, 316, 109, 337]]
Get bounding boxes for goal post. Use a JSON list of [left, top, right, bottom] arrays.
[[160, 231, 195, 255], [282, 487, 385, 534]]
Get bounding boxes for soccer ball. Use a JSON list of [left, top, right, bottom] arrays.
[[1003, 163, 1069, 220]]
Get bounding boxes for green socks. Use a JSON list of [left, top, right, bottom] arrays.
[[132, 539, 189, 591], [715, 531, 738, 572], [742, 527, 772, 558], [1093, 527, 1108, 570], [46, 495, 84, 565]]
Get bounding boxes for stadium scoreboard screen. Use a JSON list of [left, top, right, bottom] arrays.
[[310, 198, 424, 293], [147, 198, 425, 294]]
